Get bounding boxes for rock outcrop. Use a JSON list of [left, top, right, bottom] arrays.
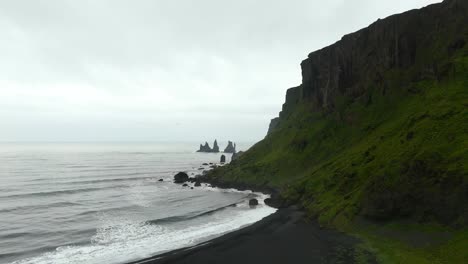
[[223, 141, 236, 153], [220, 155, 226, 163], [267, 118, 280, 135], [231, 151, 244, 161], [173, 172, 189, 183], [212, 140, 220, 152], [197, 142, 212, 152], [197, 140, 220, 153], [249, 199, 259, 206]]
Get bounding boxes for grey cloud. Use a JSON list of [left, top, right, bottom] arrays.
[[0, 0, 441, 142]]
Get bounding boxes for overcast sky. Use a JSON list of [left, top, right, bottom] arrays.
[[0, 0, 440, 142]]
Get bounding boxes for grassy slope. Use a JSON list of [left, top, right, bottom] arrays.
[[208, 47, 468, 262]]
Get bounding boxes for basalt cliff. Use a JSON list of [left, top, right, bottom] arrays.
[[207, 0, 468, 263], [269, 0, 467, 131]]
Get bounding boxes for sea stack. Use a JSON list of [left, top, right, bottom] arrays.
[[197, 140, 220, 153], [212, 140, 220, 152], [197, 142, 212, 152], [223, 141, 236, 153], [220, 155, 226, 163]]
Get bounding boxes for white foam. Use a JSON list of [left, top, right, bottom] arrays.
[[10, 202, 276, 264]]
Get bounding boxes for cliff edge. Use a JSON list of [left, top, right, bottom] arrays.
[[208, 0, 468, 262]]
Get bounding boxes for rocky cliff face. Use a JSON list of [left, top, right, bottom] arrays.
[[268, 0, 467, 133], [211, 0, 468, 226], [208, 1, 467, 261]]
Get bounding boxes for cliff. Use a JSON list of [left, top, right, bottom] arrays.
[[208, 0, 468, 263], [269, 0, 467, 132]]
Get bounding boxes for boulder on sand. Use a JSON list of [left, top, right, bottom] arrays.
[[158, 179, 164, 182], [194, 181, 201, 187], [182, 183, 189, 187], [249, 199, 259, 206], [174, 172, 189, 183]]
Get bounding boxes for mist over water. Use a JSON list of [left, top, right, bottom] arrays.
[[0, 142, 276, 264]]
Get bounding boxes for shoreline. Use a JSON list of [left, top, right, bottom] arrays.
[[125, 168, 376, 264], [127, 206, 376, 264]]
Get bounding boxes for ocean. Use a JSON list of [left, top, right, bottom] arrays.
[[0, 142, 276, 264]]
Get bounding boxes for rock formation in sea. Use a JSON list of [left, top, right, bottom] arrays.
[[212, 140, 220, 153], [223, 141, 236, 153], [220, 155, 226, 163], [197, 142, 212, 152], [197, 140, 220, 153]]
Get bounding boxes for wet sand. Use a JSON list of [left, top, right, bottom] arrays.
[[128, 206, 376, 264]]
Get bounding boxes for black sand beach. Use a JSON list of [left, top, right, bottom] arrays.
[[128, 206, 377, 264]]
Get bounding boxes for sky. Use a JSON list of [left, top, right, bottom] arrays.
[[0, 0, 441, 143]]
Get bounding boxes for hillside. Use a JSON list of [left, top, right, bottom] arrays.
[[206, 0, 468, 262]]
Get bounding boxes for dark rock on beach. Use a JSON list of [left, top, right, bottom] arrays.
[[182, 183, 189, 187], [158, 179, 164, 182], [173, 172, 189, 184], [194, 181, 201, 187], [220, 155, 226, 163], [264, 194, 292, 209], [249, 199, 259, 206]]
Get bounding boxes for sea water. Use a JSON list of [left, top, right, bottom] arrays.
[[0, 142, 276, 264]]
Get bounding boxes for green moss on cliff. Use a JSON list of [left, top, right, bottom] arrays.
[[207, 34, 467, 264], [205, 1, 467, 262], [211, 53, 467, 224]]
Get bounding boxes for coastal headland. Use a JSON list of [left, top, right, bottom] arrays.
[[134, 0, 467, 263]]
